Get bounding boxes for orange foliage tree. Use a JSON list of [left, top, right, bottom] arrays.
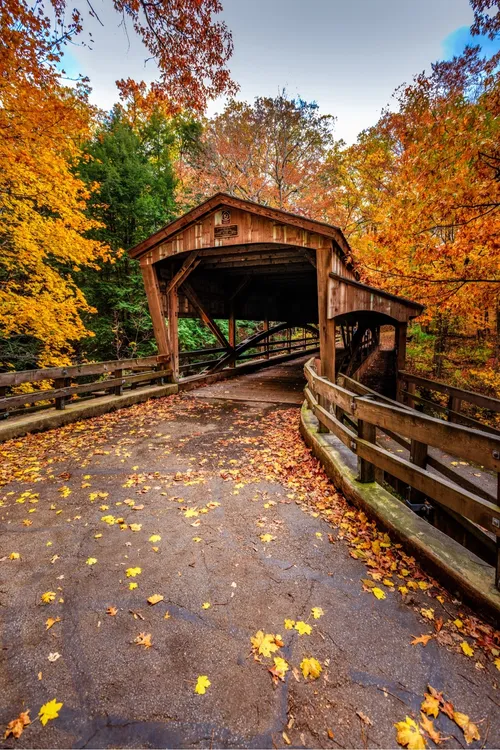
[[0, 0, 235, 367]]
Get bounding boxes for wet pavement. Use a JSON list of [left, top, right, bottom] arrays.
[[1, 359, 499, 749]]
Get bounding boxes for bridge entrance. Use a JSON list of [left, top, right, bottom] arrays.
[[129, 193, 423, 389]]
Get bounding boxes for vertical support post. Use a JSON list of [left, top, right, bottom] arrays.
[[409, 439, 428, 505], [140, 261, 172, 376], [113, 369, 123, 396], [358, 420, 376, 482], [316, 246, 336, 433], [168, 286, 179, 381], [287, 327, 292, 354], [229, 303, 236, 368], [264, 318, 270, 359], [396, 322, 408, 402], [54, 377, 70, 410], [406, 381, 416, 409], [447, 395, 462, 423], [496, 474, 500, 590]]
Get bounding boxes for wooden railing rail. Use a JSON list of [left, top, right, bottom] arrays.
[[304, 358, 500, 587], [0, 356, 170, 416], [398, 371, 500, 437]]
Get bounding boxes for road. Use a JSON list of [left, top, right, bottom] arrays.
[[1, 359, 499, 749]]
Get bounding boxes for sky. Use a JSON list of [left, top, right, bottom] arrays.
[[61, 0, 499, 144]]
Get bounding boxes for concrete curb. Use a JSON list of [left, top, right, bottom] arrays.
[[0, 384, 178, 442], [300, 400, 500, 624]]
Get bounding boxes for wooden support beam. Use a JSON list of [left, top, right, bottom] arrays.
[[316, 246, 336, 432], [264, 319, 270, 359], [182, 282, 230, 350], [165, 251, 200, 296], [358, 420, 376, 482], [168, 286, 179, 379], [140, 262, 171, 361], [229, 302, 236, 368], [396, 322, 407, 402]]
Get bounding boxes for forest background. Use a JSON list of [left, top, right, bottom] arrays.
[[1, 0, 499, 399]]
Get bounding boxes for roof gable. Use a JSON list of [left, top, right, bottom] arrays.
[[128, 192, 352, 261]]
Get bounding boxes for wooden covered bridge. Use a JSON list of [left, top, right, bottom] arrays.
[[1, 193, 500, 601]]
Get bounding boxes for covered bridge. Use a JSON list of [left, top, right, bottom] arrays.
[[129, 193, 423, 388]]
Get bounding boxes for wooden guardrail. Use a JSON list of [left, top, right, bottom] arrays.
[[398, 371, 500, 436], [0, 356, 170, 416], [304, 358, 500, 588]]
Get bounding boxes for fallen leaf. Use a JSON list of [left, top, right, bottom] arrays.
[[202, 602, 211, 609], [85, 557, 97, 566], [132, 504, 144, 510], [356, 711, 373, 726], [47, 652, 61, 662], [106, 606, 118, 616], [126, 567, 142, 577], [9, 552, 20, 560], [38, 699, 63, 726], [294, 621, 312, 636], [149, 534, 161, 543], [282, 731, 291, 745], [129, 523, 142, 532], [284, 619, 295, 629], [311, 607, 324, 619], [453, 712, 480, 744], [419, 714, 443, 744], [164, 611, 171, 620], [134, 632, 152, 648], [41, 591, 56, 604], [421, 693, 440, 718], [420, 608, 434, 621], [411, 635, 433, 647], [251, 630, 280, 658], [3, 710, 31, 739], [372, 587, 386, 600], [129, 582, 138, 590], [260, 533, 275, 543], [45, 617, 61, 630], [269, 656, 289, 683], [147, 594, 164, 606], [460, 641, 474, 657], [194, 675, 211, 694], [300, 657, 322, 680], [394, 716, 426, 749]]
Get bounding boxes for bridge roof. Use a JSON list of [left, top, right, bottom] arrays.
[[128, 192, 352, 262]]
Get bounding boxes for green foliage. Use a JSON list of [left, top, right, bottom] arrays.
[[76, 107, 202, 361]]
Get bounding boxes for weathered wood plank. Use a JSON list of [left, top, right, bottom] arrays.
[[400, 371, 500, 413], [0, 356, 159, 388]]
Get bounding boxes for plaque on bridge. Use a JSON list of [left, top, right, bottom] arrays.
[[214, 224, 238, 238]]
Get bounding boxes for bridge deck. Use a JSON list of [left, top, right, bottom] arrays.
[[1, 361, 499, 748]]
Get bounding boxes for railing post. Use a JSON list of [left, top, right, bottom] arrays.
[[447, 395, 462, 423], [496, 475, 500, 590], [113, 369, 123, 396], [54, 376, 70, 410], [408, 439, 428, 505], [358, 420, 376, 482]]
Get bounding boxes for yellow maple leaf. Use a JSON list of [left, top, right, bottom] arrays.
[[193, 536, 202, 542], [38, 699, 63, 726], [202, 602, 211, 609], [453, 619, 463, 628], [420, 608, 434, 621], [184, 508, 198, 518], [494, 657, 500, 671], [271, 656, 289, 680], [129, 523, 142, 532], [9, 552, 20, 560], [453, 712, 480, 744], [149, 534, 161, 543], [260, 533, 275, 543], [460, 641, 474, 657], [251, 630, 280, 657], [372, 587, 386, 600], [85, 557, 97, 566], [311, 607, 324, 619], [300, 657, 322, 680], [129, 582, 138, 590], [101, 515, 116, 525], [147, 594, 164, 605], [394, 716, 426, 749], [126, 567, 141, 577], [3, 710, 31, 739], [284, 619, 295, 630], [194, 675, 211, 694], [41, 591, 56, 604], [420, 693, 439, 718], [294, 621, 312, 636]]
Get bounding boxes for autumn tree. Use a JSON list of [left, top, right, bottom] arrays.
[[188, 93, 335, 211], [0, 0, 235, 368]]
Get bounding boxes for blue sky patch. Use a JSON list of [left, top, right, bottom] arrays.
[[442, 25, 500, 59]]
